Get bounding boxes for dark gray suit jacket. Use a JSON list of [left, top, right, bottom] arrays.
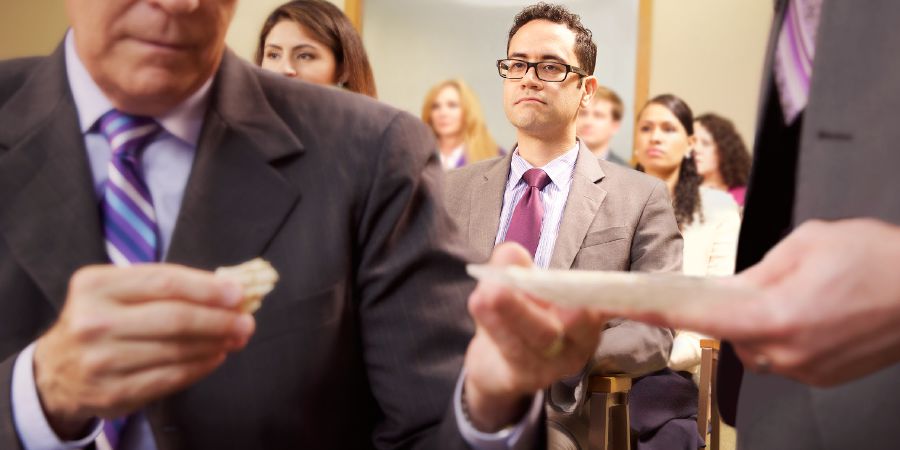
[[0, 45, 475, 449], [724, 1, 900, 448]]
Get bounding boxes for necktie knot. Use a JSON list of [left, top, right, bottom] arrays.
[[522, 168, 551, 190], [98, 110, 160, 159]]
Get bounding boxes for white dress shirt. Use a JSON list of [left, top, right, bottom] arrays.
[[494, 143, 580, 269], [12, 30, 209, 450]]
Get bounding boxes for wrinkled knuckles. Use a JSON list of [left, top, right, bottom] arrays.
[[162, 308, 198, 335], [80, 350, 117, 378], [69, 265, 112, 294], [143, 270, 181, 298], [68, 314, 112, 343]]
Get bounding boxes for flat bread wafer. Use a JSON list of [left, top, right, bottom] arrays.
[[215, 258, 279, 313]]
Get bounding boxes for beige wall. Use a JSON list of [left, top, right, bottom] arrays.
[[647, 1, 773, 151], [0, 0, 69, 59], [0, 0, 344, 61]]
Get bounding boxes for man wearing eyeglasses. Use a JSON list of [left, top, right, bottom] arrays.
[[446, 3, 687, 449]]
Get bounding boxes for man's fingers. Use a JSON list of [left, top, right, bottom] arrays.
[[470, 241, 547, 357], [554, 308, 605, 367], [71, 264, 243, 309], [88, 339, 238, 375], [601, 291, 774, 343], [109, 301, 255, 341], [488, 242, 534, 268], [469, 284, 561, 361]]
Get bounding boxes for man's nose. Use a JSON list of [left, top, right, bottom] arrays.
[[520, 64, 543, 88]]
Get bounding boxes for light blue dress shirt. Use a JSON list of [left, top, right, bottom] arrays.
[[11, 30, 208, 450]]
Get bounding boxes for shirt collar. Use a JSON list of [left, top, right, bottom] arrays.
[[440, 143, 466, 169], [64, 29, 212, 147], [508, 140, 580, 190]]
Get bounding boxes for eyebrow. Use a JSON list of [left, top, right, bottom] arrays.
[[265, 43, 318, 52], [639, 119, 679, 128], [508, 52, 569, 64]]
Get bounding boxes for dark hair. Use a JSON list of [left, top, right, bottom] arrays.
[[507, 3, 597, 76], [695, 113, 751, 189], [255, 0, 377, 98], [636, 94, 703, 229]]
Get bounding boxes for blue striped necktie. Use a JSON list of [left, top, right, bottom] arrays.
[[99, 110, 161, 266], [97, 109, 161, 449]]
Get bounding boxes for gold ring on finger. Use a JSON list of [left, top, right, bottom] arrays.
[[542, 332, 565, 358]]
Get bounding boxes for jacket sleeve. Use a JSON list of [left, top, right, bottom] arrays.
[[353, 110, 478, 450]]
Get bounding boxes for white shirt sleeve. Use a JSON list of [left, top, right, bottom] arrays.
[[11, 342, 102, 450], [454, 370, 543, 450]]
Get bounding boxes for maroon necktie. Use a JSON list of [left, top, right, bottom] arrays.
[[505, 168, 552, 257]]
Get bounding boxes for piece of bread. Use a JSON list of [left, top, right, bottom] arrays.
[[214, 258, 279, 313]]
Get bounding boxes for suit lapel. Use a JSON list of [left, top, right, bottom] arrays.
[[549, 146, 607, 269], [467, 152, 512, 259], [0, 45, 107, 310], [165, 52, 304, 269]]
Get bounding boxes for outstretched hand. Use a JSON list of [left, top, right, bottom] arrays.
[[601, 219, 900, 387], [462, 243, 609, 431]]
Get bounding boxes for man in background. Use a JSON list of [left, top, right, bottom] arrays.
[[575, 85, 628, 165]]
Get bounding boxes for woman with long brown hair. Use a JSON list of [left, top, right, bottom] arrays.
[[634, 94, 741, 376], [421, 79, 502, 170], [255, 0, 377, 98]]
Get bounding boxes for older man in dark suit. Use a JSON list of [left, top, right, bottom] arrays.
[[0, 0, 613, 449]]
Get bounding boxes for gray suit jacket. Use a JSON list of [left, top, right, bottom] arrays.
[[0, 45, 475, 449], [445, 145, 682, 447], [730, 0, 900, 449]]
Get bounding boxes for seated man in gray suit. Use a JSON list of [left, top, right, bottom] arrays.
[[0, 0, 616, 448], [444, 4, 684, 448]]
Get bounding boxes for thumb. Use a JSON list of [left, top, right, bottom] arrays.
[[489, 242, 534, 268]]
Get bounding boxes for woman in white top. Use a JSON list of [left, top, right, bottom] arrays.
[[633, 94, 741, 381], [421, 79, 502, 170]]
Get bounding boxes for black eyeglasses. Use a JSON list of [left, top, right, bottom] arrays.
[[496, 58, 588, 82]]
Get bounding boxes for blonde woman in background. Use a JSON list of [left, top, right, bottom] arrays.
[[422, 79, 502, 170]]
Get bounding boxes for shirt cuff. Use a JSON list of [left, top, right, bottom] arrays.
[[12, 342, 102, 450], [454, 370, 543, 450]]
